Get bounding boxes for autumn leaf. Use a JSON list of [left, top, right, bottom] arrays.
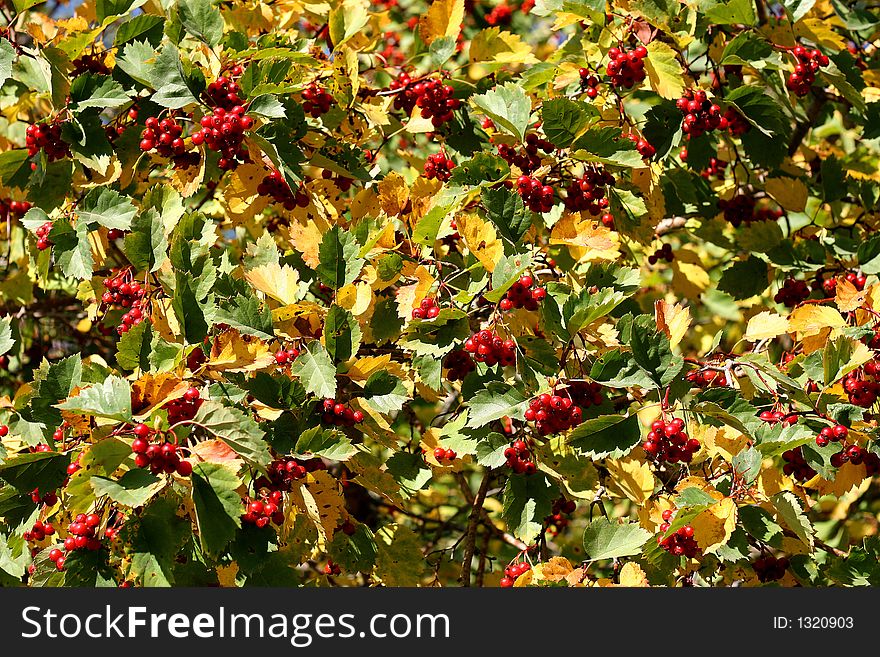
[[419, 0, 464, 45], [744, 311, 790, 342], [455, 213, 503, 273]]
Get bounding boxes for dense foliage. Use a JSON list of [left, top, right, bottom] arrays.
[[0, 0, 879, 588]]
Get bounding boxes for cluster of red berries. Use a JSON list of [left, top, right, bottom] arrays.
[[139, 116, 185, 157], [843, 367, 880, 407], [242, 491, 285, 527], [274, 345, 301, 365], [724, 107, 751, 136], [64, 513, 104, 553], [504, 439, 536, 475], [463, 330, 517, 367], [131, 423, 193, 476], [579, 68, 600, 99], [785, 44, 829, 96], [754, 555, 789, 582], [516, 175, 555, 212], [647, 243, 674, 265], [758, 409, 798, 426], [676, 90, 727, 138], [101, 268, 148, 334], [378, 32, 406, 66], [624, 131, 656, 158], [718, 194, 783, 227], [390, 74, 460, 127], [302, 83, 334, 118], [562, 167, 614, 215], [833, 445, 880, 473], [0, 198, 31, 222], [320, 399, 365, 426], [567, 381, 604, 407], [192, 106, 254, 170], [70, 53, 111, 76], [412, 297, 441, 320], [774, 278, 810, 307], [204, 67, 244, 110], [606, 45, 648, 89], [524, 392, 584, 436], [781, 447, 817, 482], [485, 2, 512, 25], [26, 121, 70, 161], [324, 560, 342, 575], [47, 547, 66, 570], [165, 387, 203, 424], [497, 133, 554, 173], [499, 561, 531, 587], [815, 423, 848, 449], [31, 485, 58, 505], [443, 349, 476, 381], [499, 274, 545, 312], [432, 446, 457, 462], [23, 520, 55, 543], [255, 456, 325, 491], [831, 271, 868, 292], [258, 169, 309, 210], [423, 152, 455, 182], [34, 221, 53, 251], [643, 417, 700, 463], [545, 497, 576, 535], [658, 510, 700, 557]]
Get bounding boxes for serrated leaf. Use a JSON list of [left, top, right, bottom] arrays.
[[582, 517, 651, 561], [771, 490, 815, 549], [190, 400, 272, 469], [56, 375, 132, 422], [567, 414, 641, 458], [470, 82, 531, 142], [191, 463, 242, 555], [289, 341, 337, 399], [466, 382, 529, 428], [90, 469, 165, 507]]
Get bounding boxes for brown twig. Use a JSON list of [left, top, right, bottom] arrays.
[[460, 470, 491, 587]]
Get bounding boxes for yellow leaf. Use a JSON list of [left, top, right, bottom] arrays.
[[395, 264, 435, 320], [765, 177, 808, 212], [815, 462, 868, 497], [645, 41, 687, 99], [419, 0, 464, 45], [285, 219, 325, 268], [670, 249, 711, 299], [207, 330, 274, 373], [336, 281, 372, 316], [298, 470, 345, 540], [377, 172, 409, 216], [835, 279, 867, 313], [536, 556, 573, 582], [168, 152, 205, 198], [469, 28, 539, 66], [549, 214, 621, 262], [691, 497, 737, 553], [794, 17, 847, 50], [244, 262, 302, 305], [654, 299, 691, 349], [605, 456, 655, 504], [618, 562, 650, 587], [744, 311, 790, 342], [347, 355, 393, 382], [455, 212, 503, 273], [788, 305, 846, 337]]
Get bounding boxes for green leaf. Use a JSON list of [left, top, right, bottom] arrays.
[[628, 314, 683, 386], [0, 316, 14, 356], [69, 73, 130, 110], [541, 98, 596, 148], [466, 381, 529, 428], [568, 414, 641, 459], [0, 39, 14, 89], [739, 505, 784, 547], [717, 255, 768, 300], [90, 469, 165, 507], [62, 548, 115, 587], [293, 427, 356, 461], [317, 226, 364, 289], [475, 432, 511, 467], [56, 375, 132, 422], [481, 186, 531, 244], [363, 371, 409, 414], [329, 524, 378, 572], [77, 187, 137, 230], [289, 341, 337, 399], [116, 321, 152, 371], [178, 0, 225, 46], [502, 473, 554, 543], [191, 463, 242, 555], [129, 497, 191, 586], [50, 218, 93, 280], [582, 517, 651, 561], [114, 14, 166, 46], [447, 154, 509, 187], [573, 126, 643, 167], [732, 446, 761, 484], [0, 452, 71, 495], [771, 490, 815, 549], [644, 41, 685, 100], [412, 186, 468, 246], [124, 208, 167, 273], [702, 0, 756, 25], [385, 451, 432, 497], [374, 523, 425, 586], [470, 82, 531, 142], [324, 305, 361, 363], [190, 400, 272, 469]]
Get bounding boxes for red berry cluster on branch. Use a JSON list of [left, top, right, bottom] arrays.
[[676, 89, 726, 139], [643, 418, 700, 463], [624, 132, 656, 158], [242, 491, 285, 527], [754, 555, 789, 582], [258, 169, 309, 210], [774, 278, 810, 307], [658, 510, 700, 557], [390, 74, 460, 127], [165, 387, 203, 424], [499, 560, 531, 587], [545, 497, 576, 535], [647, 243, 674, 265], [64, 513, 103, 553], [567, 381, 604, 407], [0, 198, 30, 222], [681, 149, 728, 179], [497, 133, 555, 173], [443, 349, 476, 381], [70, 53, 111, 76], [302, 83, 334, 117], [274, 345, 301, 365], [758, 409, 797, 426], [140, 116, 185, 157], [320, 399, 365, 426], [23, 520, 55, 542], [31, 487, 58, 505], [785, 44, 829, 96], [485, 2, 512, 25], [504, 439, 536, 475], [463, 330, 516, 367], [524, 392, 583, 435], [606, 45, 648, 89], [101, 268, 148, 335], [255, 456, 325, 491], [782, 447, 817, 482], [131, 424, 193, 476], [34, 221, 53, 251], [563, 166, 613, 214], [718, 194, 783, 227], [424, 152, 455, 182], [432, 446, 457, 462], [26, 120, 70, 161], [844, 365, 880, 407], [204, 67, 244, 110], [412, 296, 441, 319], [579, 68, 600, 99], [193, 106, 254, 170], [323, 560, 342, 575], [516, 175, 554, 212], [499, 274, 545, 311]]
